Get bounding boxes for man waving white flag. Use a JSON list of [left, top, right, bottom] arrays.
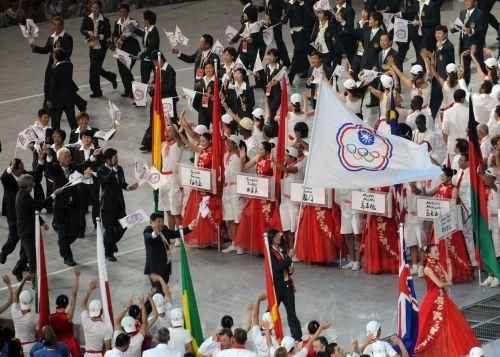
[[304, 81, 441, 189]]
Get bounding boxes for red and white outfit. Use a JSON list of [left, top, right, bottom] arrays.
[[159, 140, 184, 216], [335, 189, 362, 235], [50, 309, 80, 357], [81, 310, 113, 357], [11, 303, 38, 356], [280, 158, 306, 232], [403, 182, 426, 249], [222, 151, 243, 223]]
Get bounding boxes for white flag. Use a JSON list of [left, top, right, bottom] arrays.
[[16, 127, 38, 150], [163, 29, 178, 47], [119, 209, 149, 229], [393, 18, 409, 43], [263, 27, 274, 46], [147, 166, 168, 190], [96, 218, 113, 331], [249, 20, 263, 34], [333, 64, 345, 77], [62, 172, 83, 188], [182, 87, 197, 112], [382, 13, 394, 32], [113, 48, 133, 70], [175, 25, 189, 46], [162, 97, 175, 119], [235, 56, 248, 73], [134, 160, 150, 186], [212, 39, 224, 59], [361, 69, 382, 83], [225, 25, 239, 42], [132, 81, 149, 107], [108, 100, 121, 126], [19, 19, 39, 42], [198, 196, 210, 218], [253, 50, 264, 74], [94, 129, 116, 142], [304, 81, 441, 189]]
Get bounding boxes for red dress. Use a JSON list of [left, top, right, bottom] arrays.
[[414, 259, 480, 356], [182, 147, 223, 247], [359, 187, 399, 274], [49, 310, 80, 357], [429, 183, 474, 283], [330, 191, 347, 257], [234, 154, 282, 253]]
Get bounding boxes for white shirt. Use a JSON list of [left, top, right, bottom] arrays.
[[113, 331, 143, 357], [224, 152, 241, 185], [363, 340, 397, 357], [144, 24, 155, 43], [442, 102, 469, 155], [459, 79, 497, 124], [370, 27, 380, 40], [81, 310, 113, 355], [198, 336, 222, 357], [405, 108, 434, 131], [481, 135, 492, 161], [251, 325, 277, 357], [148, 313, 171, 335], [270, 347, 307, 357], [442, 82, 458, 108], [161, 141, 183, 174], [167, 327, 193, 354], [287, 112, 306, 143], [452, 168, 471, 209], [51, 30, 66, 42], [282, 158, 306, 200], [143, 343, 183, 357], [217, 347, 257, 357], [104, 348, 124, 357], [243, 135, 259, 161], [11, 303, 37, 344], [314, 20, 329, 54]]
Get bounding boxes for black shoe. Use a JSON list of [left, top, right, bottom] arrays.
[[411, 61, 419, 66], [121, 92, 131, 97], [90, 92, 102, 98], [111, 74, 118, 89], [64, 258, 77, 266], [78, 100, 88, 112], [14, 273, 23, 282], [139, 146, 151, 153], [299, 73, 308, 79], [105, 254, 117, 262], [366, 102, 379, 108], [0, 252, 6, 264], [78, 232, 85, 239]]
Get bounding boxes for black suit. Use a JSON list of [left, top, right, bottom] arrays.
[[306, 65, 333, 109], [358, 26, 385, 70], [178, 49, 220, 86], [310, 18, 341, 67], [418, 1, 439, 51], [363, 0, 400, 12], [458, 7, 487, 84], [143, 225, 191, 284], [135, 26, 160, 83], [478, 0, 499, 33], [332, 4, 356, 65], [430, 39, 455, 118], [264, 63, 283, 123], [69, 127, 100, 147], [97, 164, 129, 256], [48, 61, 79, 130], [264, 0, 290, 67], [397, 0, 422, 68], [112, 19, 141, 94], [80, 14, 116, 95], [378, 48, 401, 72]]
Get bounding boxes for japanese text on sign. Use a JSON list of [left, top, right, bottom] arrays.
[[351, 191, 387, 215]]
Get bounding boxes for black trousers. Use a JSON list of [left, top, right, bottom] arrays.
[[117, 58, 136, 94], [141, 60, 154, 84], [273, 24, 290, 67], [0, 219, 20, 261], [276, 281, 302, 341], [141, 102, 178, 149], [13, 238, 34, 275], [288, 30, 309, 84], [429, 78, 443, 119], [101, 210, 127, 256], [78, 182, 100, 233], [51, 99, 77, 130], [89, 48, 115, 95], [54, 208, 79, 261], [397, 26, 422, 69], [462, 49, 485, 85]]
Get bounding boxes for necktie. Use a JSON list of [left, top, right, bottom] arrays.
[[63, 167, 69, 179], [464, 10, 471, 24]]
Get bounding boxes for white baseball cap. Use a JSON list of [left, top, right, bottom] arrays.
[[410, 64, 424, 75], [121, 316, 136, 333], [366, 320, 381, 336], [221, 114, 233, 124], [252, 108, 265, 118], [290, 93, 302, 105], [225, 134, 241, 147], [286, 147, 298, 158], [281, 336, 296, 352], [152, 294, 166, 314], [239, 117, 253, 131], [371, 340, 389, 357], [380, 75, 393, 89], [485, 57, 498, 68], [170, 307, 184, 327], [485, 167, 497, 178], [261, 312, 274, 329], [19, 290, 33, 310], [469, 346, 484, 357], [446, 63, 457, 73], [194, 125, 209, 135], [343, 79, 356, 90], [88, 300, 102, 317]]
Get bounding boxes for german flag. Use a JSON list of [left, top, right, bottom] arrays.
[[263, 233, 284, 341]]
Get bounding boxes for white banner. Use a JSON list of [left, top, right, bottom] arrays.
[[179, 164, 214, 192], [119, 209, 149, 229], [162, 97, 175, 119], [16, 127, 38, 150], [113, 48, 133, 70], [236, 173, 273, 200], [382, 13, 394, 32], [212, 39, 224, 59], [147, 166, 168, 190], [225, 25, 239, 42], [290, 183, 329, 207], [108, 100, 121, 126], [20, 19, 39, 43], [94, 128, 116, 142], [175, 25, 189, 46], [416, 197, 451, 220], [351, 190, 388, 216], [132, 81, 148, 107], [134, 160, 149, 186], [163, 29, 177, 47], [394, 18, 409, 43], [434, 209, 459, 241]]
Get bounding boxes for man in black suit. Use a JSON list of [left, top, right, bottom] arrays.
[[397, 0, 421, 68], [306, 51, 333, 109], [143, 212, 197, 286], [264, 0, 290, 67], [430, 25, 455, 117], [363, 0, 400, 13], [377, 33, 401, 72], [68, 112, 100, 147], [457, 0, 487, 84], [80, 0, 117, 98], [134, 9, 160, 84], [140, 51, 178, 152], [478, 0, 498, 35], [97, 148, 138, 261], [417, 0, 439, 51], [41, 146, 101, 266], [46, 48, 79, 130], [333, 0, 356, 65], [113, 3, 141, 97], [172, 34, 220, 87]]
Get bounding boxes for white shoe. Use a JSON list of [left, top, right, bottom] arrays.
[[351, 261, 361, 271], [236, 248, 245, 255], [292, 256, 299, 263], [490, 277, 500, 288], [418, 265, 425, 278], [410, 265, 418, 275], [481, 276, 494, 287], [222, 244, 237, 253], [174, 238, 181, 247], [342, 261, 354, 270]]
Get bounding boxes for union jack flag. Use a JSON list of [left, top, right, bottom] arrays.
[[397, 226, 419, 355]]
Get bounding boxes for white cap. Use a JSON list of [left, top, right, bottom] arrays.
[[221, 114, 233, 124], [281, 336, 296, 352], [290, 93, 302, 105], [410, 64, 424, 75], [252, 108, 265, 118], [225, 134, 241, 147], [19, 290, 33, 310], [380, 75, 393, 89], [344, 79, 356, 90], [194, 125, 209, 135], [371, 341, 389, 357], [446, 63, 457, 73], [485, 57, 497, 68], [152, 294, 166, 314], [261, 312, 274, 329], [286, 146, 298, 158], [239, 117, 253, 131], [170, 307, 184, 327], [121, 316, 136, 333], [485, 167, 497, 178], [88, 300, 102, 317], [469, 346, 483, 357], [366, 320, 381, 336]]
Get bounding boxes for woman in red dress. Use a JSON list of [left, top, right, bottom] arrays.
[[234, 141, 282, 254], [359, 186, 399, 274], [414, 245, 480, 356], [181, 129, 222, 247], [49, 268, 81, 357], [425, 166, 474, 283]]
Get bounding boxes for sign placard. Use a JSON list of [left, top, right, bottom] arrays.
[[179, 164, 215, 194], [236, 173, 274, 201], [416, 196, 451, 220], [351, 190, 389, 217], [434, 209, 459, 241], [290, 183, 330, 207]]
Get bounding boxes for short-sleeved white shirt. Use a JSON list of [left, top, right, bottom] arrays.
[[81, 310, 113, 354], [167, 327, 193, 353], [362, 340, 398, 357], [11, 303, 37, 344], [113, 330, 144, 357]]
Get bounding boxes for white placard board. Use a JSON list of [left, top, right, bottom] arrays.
[[434, 208, 459, 241], [416, 197, 452, 220], [236, 173, 274, 201], [179, 164, 215, 193], [290, 183, 330, 207], [351, 190, 389, 217]]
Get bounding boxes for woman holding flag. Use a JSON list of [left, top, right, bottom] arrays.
[[192, 61, 220, 128]]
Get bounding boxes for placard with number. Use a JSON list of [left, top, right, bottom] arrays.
[[236, 173, 274, 201], [351, 190, 389, 217], [179, 164, 215, 193], [416, 197, 452, 220], [290, 183, 330, 207], [434, 208, 460, 241]]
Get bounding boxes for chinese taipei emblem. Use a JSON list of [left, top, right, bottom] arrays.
[[336, 123, 393, 172]]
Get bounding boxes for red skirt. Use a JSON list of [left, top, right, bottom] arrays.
[[415, 287, 480, 356], [182, 191, 222, 247], [429, 230, 474, 283], [330, 202, 347, 257], [49, 312, 80, 357], [234, 198, 282, 253], [359, 215, 399, 274], [296, 206, 338, 263]]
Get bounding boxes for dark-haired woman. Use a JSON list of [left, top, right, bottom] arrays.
[[287, 94, 306, 145], [220, 47, 237, 91], [234, 141, 282, 254], [389, 54, 432, 107], [425, 167, 474, 283], [192, 61, 221, 128], [310, 8, 337, 68], [260, 48, 283, 125], [430, 61, 460, 130], [414, 245, 480, 356], [49, 268, 80, 357], [230, 5, 264, 72], [226, 68, 255, 119], [337, 76, 365, 120]]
